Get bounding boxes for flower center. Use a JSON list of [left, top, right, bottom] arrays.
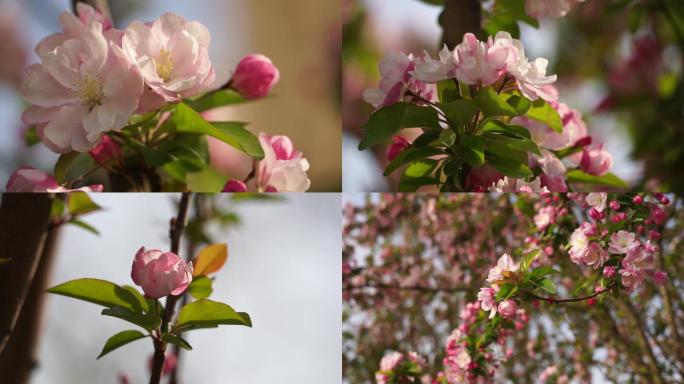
[[74, 73, 104, 111], [156, 49, 174, 82]]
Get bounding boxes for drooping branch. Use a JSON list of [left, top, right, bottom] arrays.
[[149, 192, 192, 384], [0, 194, 54, 355]]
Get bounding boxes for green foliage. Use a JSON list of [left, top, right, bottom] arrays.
[[398, 160, 439, 192], [174, 299, 252, 333], [46, 278, 145, 313], [359, 103, 440, 150], [54, 152, 83, 184], [162, 333, 193, 350], [566, 170, 630, 189], [186, 89, 246, 112], [101, 306, 162, 332], [526, 98, 562, 133], [384, 147, 443, 176], [67, 193, 101, 216], [440, 99, 479, 128], [188, 276, 214, 300], [97, 330, 147, 359]]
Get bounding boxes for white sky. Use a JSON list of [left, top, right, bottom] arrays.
[[32, 193, 341, 384]]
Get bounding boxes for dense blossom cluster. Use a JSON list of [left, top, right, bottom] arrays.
[[6, 4, 310, 192]]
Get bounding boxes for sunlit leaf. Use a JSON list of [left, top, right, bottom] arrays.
[[193, 243, 228, 277], [67, 192, 101, 216], [188, 276, 213, 299], [46, 278, 144, 313], [174, 299, 252, 333], [97, 330, 147, 359]]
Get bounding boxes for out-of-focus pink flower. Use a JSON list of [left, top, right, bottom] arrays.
[[580, 145, 613, 176], [453, 33, 510, 86], [608, 230, 639, 254], [131, 247, 193, 298], [488, 177, 549, 193], [363, 52, 436, 109], [498, 300, 517, 319], [379, 351, 403, 371], [76, 3, 112, 30], [568, 228, 589, 264], [386, 136, 411, 162], [231, 54, 279, 99], [256, 133, 310, 192], [486, 254, 518, 283], [21, 9, 143, 153], [603, 266, 616, 278], [147, 352, 177, 376], [620, 268, 644, 290], [585, 193, 607, 212], [582, 243, 608, 269], [477, 287, 497, 318], [579, 222, 597, 236], [653, 271, 668, 285], [494, 32, 557, 100], [122, 13, 215, 105], [525, 0, 585, 18], [5, 167, 103, 192], [89, 135, 122, 166], [534, 206, 555, 230], [533, 150, 567, 192], [222, 180, 247, 192], [622, 247, 655, 271], [650, 206, 667, 225]]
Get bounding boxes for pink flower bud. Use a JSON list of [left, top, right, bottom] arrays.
[[609, 200, 620, 211], [89, 136, 122, 167], [222, 180, 247, 192], [659, 195, 670, 205], [632, 195, 643, 204], [648, 230, 661, 240], [231, 54, 280, 99], [650, 206, 667, 225], [131, 247, 193, 299], [497, 300, 517, 319], [589, 207, 604, 221], [603, 266, 616, 278], [653, 271, 668, 285], [6, 167, 103, 192], [386, 136, 411, 162], [580, 145, 612, 176]]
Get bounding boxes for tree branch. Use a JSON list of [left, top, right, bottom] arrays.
[[149, 192, 192, 384], [526, 283, 615, 304], [439, 0, 481, 49]]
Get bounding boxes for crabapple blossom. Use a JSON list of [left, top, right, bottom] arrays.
[[486, 253, 518, 283], [89, 135, 122, 166], [21, 9, 144, 153], [653, 271, 668, 285], [5, 167, 103, 192], [411, 45, 456, 83], [619, 268, 644, 290], [580, 145, 613, 176], [494, 32, 557, 100], [622, 247, 655, 271], [362, 51, 435, 108], [477, 287, 497, 318], [534, 206, 556, 230], [533, 150, 567, 192], [585, 193, 607, 212], [568, 228, 589, 264], [222, 180, 247, 192], [497, 300, 517, 319], [386, 136, 410, 162], [122, 13, 215, 105], [256, 133, 310, 192], [603, 266, 616, 278], [75, 3, 112, 30], [608, 230, 639, 254], [452, 32, 511, 86], [582, 243, 608, 269], [525, 0, 585, 19], [488, 176, 549, 193], [131, 247, 193, 298], [231, 54, 280, 99]]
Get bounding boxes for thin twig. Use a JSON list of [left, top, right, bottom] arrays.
[[527, 283, 615, 304], [149, 192, 192, 384]]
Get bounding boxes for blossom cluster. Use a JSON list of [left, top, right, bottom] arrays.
[[525, 0, 586, 19], [374, 351, 427, 384], [7, 4, 310, 192]]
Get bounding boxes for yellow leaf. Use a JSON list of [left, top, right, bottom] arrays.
[[193, 243, 228, 277]]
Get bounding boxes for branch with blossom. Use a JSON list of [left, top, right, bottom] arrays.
[[5, 4, 310, 192]]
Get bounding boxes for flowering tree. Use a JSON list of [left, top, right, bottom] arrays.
[[343, 193, 684, 383], [344, 0, 683, 191], [5, 1, 310, 192]]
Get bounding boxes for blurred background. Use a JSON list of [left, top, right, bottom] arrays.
[[342, 0, 684, 191], [0, 0, 341, 191], [18, 193, 340, 383]]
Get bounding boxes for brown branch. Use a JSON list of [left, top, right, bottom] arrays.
[[149, 192, 192, 384], [344, 282, 469, 294], [439, 0, 481, 49], [0, 194, 53, 355], [526, 283, 615, 304]]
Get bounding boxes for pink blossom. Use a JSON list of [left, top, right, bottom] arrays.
[[580, 145, 613, 176], [525, 0, 585, 18], [76, 3, 112, 30], [363, 51, 436, 108], [488, 177, 549, 193], [486, 254, 518, 283], [582, 243, 608, 269], [256, 133, 310, 192], [122, 13, 215, 104], [608, 230, 639, 254], [494, 32, 557, 100], [231, 54, 280, 99], [5, 167, 103, 192], [653, 271, 668, 285], [411, 45, 456, 83], [650, 206, 667, 225], [579, 222, 597, 236], [452, 33, 511, 86], [568, 228, 589, 264], [620, 268, 644, 290], [622, 247, 655, 271], [89, 135, 122, 166], [222, 180, 247, 192], [585, 193, 607, 212], [533, 150, 567, 192], [379, 351, 403, 371], [498, 300, 517, 319], [603, 266, 616, 278], [386, 136, 411, 162], [534, 206, 555, 230], [477, 287, 497, 318], [21, 10, 144, 153], [131, 247, 193, 298]]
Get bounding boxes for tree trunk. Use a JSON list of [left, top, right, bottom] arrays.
[[440, 0, 482, 49]]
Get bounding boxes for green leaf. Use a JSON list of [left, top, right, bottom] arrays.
[[530, 266, 559, 281], [526, 99, 562, 133], [383, 147, 443, 176], [46, 278, 145, 313], [520, 249, 540, 272], [101, 306, 162, 332], [186, 168, 228, 192], [484, 133, 541, 156], [186, 89, 246, 112], [487, 154, 533, 178], [162, 334, 193, 350], [174, 299, 252, 333], [67, 192, 101, 216], [480, 120, 531, 139], [54, 152, 82, 184], [476, 88, 521, 117], [188, 276, 213, 300], [25, 126, 40, 147], [140, 145, 175, 167], [566, 170, 629, 189], [538, 278, 557, 295], [412, 128, 442, 148], [439, 99, 479, 127], [495, 283, 518, 301], [460, 136, 485, 166], [162, 158, 206, 183], [358, 103, 440, 150], [399, 159, 440, 192], [416, 0, 443, 5], [97, 330, 146, 359], [120, 286, 152, 314], [174, 103, 264, 159], [505, 94, 532, 115], [51, 198, 65, 220], [484, 10, 521, 38], [68, 219, 100, 235]]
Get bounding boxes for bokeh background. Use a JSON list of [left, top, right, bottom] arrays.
[[30, 193, 341, 383], [0, 0, 341, 191], [342, 0, 684, 191]]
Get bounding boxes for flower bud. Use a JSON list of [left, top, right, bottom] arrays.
[[603, 266, 616, 278], [231, 54, 280, 99], [131, 247, 193, 299], [589, 207, 604, 221], [89, 136, 122, 167], [497, 300, 517, 319], [222, 180, 247, 192], [386, 136, 411, 162], [609, 200, 620, 211], [632, 195, 643, 204]]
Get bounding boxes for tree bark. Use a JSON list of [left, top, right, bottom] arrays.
[[0, 226, 60, 384], [440, 0, 481, 49], [0, 194, 54, 355]]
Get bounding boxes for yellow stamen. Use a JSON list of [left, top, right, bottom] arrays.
[[156, 49, 174, 82], [74, 73, 104, 110]]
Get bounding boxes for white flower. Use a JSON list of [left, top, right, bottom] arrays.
[[586, 193, 608, 212], [608, 230, 639, 254], [494, 32, 557, 100], [486, 254, 518, 283]]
